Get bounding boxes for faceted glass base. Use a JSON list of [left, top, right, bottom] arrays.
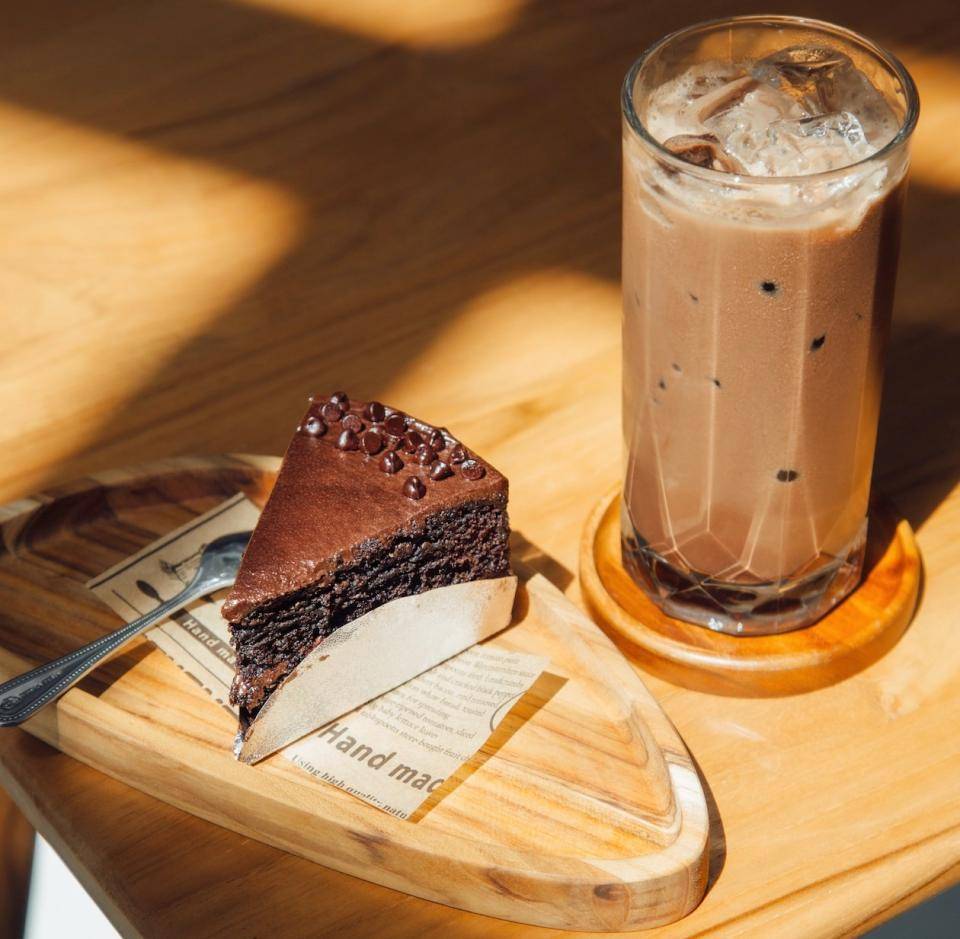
[[621, 518, 867, 635]]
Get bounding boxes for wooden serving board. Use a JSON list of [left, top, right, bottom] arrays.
[[0, 456, 708, 932]]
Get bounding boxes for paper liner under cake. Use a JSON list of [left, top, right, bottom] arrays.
[[237, 576, 518, 763]]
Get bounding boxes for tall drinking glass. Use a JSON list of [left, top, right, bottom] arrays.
[[620, 16, 919, 634]]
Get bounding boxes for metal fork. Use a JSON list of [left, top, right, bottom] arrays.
[[0, 530, 251, 727]]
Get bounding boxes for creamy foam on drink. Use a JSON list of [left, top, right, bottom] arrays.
[[621, 43, 909, 633]]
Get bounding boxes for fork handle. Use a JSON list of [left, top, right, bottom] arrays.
[[0, 590, 192, 727]]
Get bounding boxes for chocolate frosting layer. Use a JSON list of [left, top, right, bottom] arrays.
[[222, 394, 508, 622]]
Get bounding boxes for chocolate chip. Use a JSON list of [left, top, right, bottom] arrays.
[[384, 414, 406, 437], [302, 416, 325, 436], [403, 476, 426, 500], [361, 430, 384, 455], [403, 430, 424, 453], [330, 391, 349, 408], [341, 414, 364, 433], [449, 444, 468, 465], [416, 444, 437, 465], [428, 430, 445, 451], [461, 459, 485, 480], [364, 400, 386, 423], [336, 429, 359, 451], [429, 460, 452, 480], [384, 434, 404, 451], [380, 451, 403, 474], [810, 334, 826, 351], [776, 469, 799, 482], [321, 402, 342, 423], [760, 281, 779, 296]]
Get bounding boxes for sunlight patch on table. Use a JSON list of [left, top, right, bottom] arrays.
[[234, 0, 524, 48], [379, 270, 619, 428], [0, 102, 306, 500], [376, 270, 620, 561]]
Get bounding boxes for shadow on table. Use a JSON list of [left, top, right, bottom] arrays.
[[510, 532, 574, 592], [875, 320, 960, 533], [0, 9, 953, 933], [0, 0, 953, 542], [874, 156, 960, 529], [685, 750, 727, 894]]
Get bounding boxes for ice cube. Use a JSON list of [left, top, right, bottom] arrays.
[[753, 45, 898, 146], [767, 111, 874, 174], [816, 61, 899, 145], [779, 111, 867, 145], [755, 45, 852, 82], [703, 84, 807, 175], [662, 134, 745, 173], [643, 64, 745, 141], [688, 75, 759, 124], [752, 45, 852, 113], [683, 64, 744, 103]]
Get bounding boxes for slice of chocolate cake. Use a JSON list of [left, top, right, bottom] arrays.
[[222, 392, 511, 750]]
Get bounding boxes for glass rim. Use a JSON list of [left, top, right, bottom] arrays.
[[621, 14, 921, 185]]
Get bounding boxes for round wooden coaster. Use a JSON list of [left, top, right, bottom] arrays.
[[579, 488, 921, 697]]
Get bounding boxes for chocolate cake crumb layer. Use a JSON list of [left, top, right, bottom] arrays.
[[224, 393, 511, 730]]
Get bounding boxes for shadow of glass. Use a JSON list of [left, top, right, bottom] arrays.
[[873, 172, 960, 531], [876, 323, 960, 532]]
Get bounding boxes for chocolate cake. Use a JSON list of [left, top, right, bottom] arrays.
[[223, 392, 511, 734]]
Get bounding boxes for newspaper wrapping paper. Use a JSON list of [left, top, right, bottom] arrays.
[[86, 494, 546, 819]]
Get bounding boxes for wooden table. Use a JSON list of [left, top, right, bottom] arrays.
[[0, 1, 957, 936]]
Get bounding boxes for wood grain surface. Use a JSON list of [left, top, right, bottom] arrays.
[[0, 0, 957, 936], [0, 456, 709, 932], [580, 488, 921, 696]]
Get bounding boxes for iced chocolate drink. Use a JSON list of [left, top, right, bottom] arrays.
[[621, 18, 918, 634]]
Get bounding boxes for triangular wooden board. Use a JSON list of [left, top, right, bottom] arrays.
[[0, 456, 708, 931]]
